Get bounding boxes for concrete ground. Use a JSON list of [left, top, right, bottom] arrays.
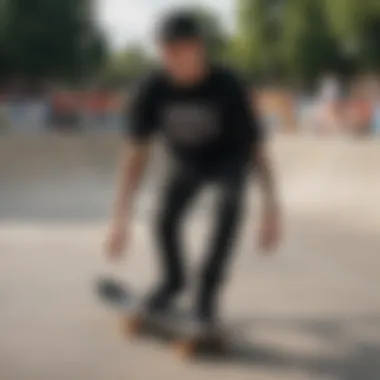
[[1, 135, 380, 380]]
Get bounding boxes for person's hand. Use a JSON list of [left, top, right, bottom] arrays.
[[258, 207, 282, 255], [105, 220, 129, 261]]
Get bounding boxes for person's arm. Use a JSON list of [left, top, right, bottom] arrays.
[[249, 93, 281, 253], [111, 140, 150, 228], [254, 139, 281, 245], [247, 88, 278, 216], [228, 74, 281, 252], [107, 74, 160, 258], [254, 141, 278, 207]]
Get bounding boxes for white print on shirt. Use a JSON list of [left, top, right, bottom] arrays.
[[162, 103, 221, 146]]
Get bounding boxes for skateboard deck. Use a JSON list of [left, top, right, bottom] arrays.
[[96, 277, 229, 358], [96, 277, 186, 341]]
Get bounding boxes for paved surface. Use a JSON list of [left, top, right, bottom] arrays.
[[1, 135, 380, 380]]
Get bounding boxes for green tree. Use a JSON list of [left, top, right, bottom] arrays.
[[325, 0, 380, 70], [282, 0, 349, 86], [103, 44, 154, 85], [0, 0, 107, 83], [0, 0, 10, 81], [235, 0, 360, 85], [236, 0, 286, 81], [359, 14, 380, 70]]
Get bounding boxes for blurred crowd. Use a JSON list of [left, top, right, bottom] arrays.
[[259, 74, 380, 137], [1, 74, 380, 137], [0, 88, 124, 134]]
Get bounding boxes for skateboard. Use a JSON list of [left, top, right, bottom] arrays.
[[96, 277, 228, 358]]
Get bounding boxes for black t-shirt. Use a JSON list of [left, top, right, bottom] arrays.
[[125, 65, 264, 169]]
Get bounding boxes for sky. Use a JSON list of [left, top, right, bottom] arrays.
[[96, 0, 235, 50]]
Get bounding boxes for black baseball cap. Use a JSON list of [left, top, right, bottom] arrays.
[[157, 11, 204, 44]]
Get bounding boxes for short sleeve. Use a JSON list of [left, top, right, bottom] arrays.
[[123, 73, 161, 142]]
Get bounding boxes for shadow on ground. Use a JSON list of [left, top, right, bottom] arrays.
[[199, 315, 380, 380]]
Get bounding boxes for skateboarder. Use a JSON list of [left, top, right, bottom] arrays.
[[106, 11, 282, 331]]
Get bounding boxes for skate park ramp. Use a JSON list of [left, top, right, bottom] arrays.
[[1, 134, 380, 380]]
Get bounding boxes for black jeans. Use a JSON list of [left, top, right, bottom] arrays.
[[146, 159, 248, 323]]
